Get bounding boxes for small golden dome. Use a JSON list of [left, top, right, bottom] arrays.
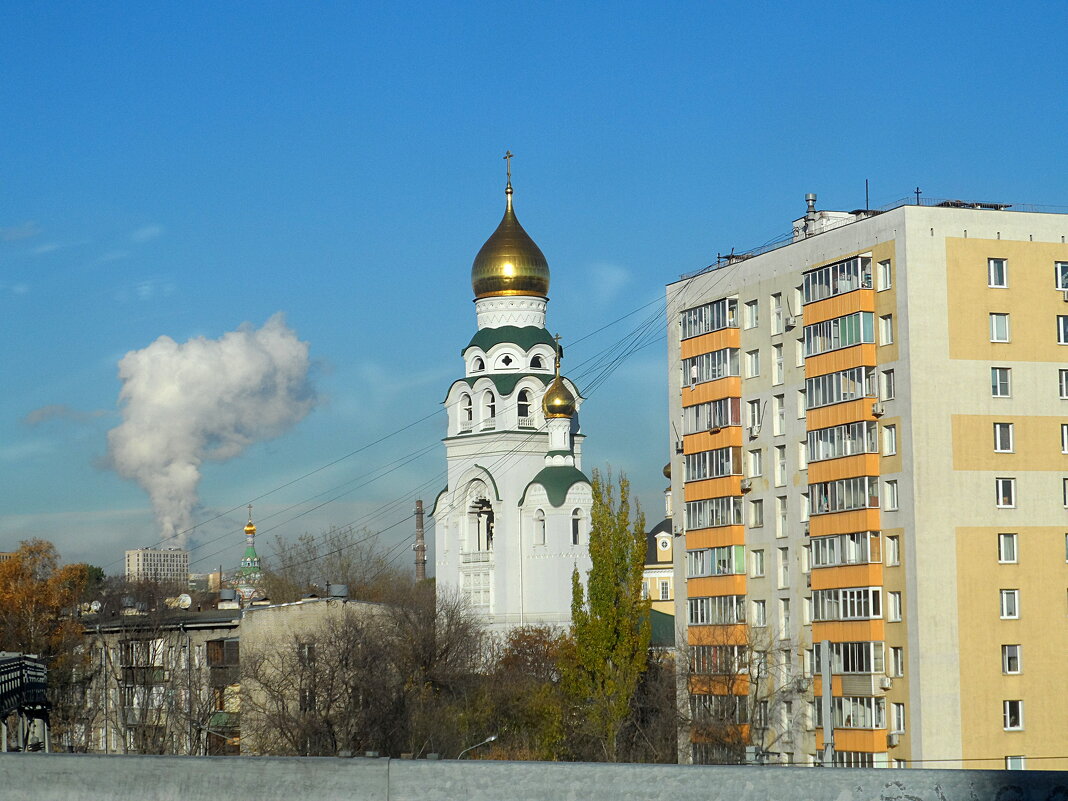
[[244, 520, 256, 535], [542, 375, 576, 418], [471, 184, 550, 300], [663, 463, 671, 479]]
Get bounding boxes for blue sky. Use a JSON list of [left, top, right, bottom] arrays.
[[2, 2, 1066, 573]]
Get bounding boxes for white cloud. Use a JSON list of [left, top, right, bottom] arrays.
[[0, 221, 41, 241], [130, 224, 164, 243]]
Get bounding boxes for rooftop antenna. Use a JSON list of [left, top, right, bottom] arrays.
[[865, 179, 869, 211]]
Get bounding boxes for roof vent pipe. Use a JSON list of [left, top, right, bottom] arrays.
[[805, 193, 818, 222]]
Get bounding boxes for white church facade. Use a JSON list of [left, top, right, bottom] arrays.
[[431, 168, 592, 631]]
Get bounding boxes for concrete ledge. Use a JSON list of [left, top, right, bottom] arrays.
[[4, 753, 1066, 801]]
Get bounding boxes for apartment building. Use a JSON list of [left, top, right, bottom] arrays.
[[667, 195, 1068, 770], [125, 547, 189, 584]]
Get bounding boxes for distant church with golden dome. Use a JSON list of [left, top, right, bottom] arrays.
[[431, 156, 592, 630]]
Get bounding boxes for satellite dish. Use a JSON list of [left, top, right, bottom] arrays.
[[90, 600, 102, 614], [177, 594, 192, 610]]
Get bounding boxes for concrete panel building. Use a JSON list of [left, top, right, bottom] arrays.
[[124, 547, 189, 584], [666, 195, 1068, 770]]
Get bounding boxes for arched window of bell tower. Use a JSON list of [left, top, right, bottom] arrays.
[[482, 391, 496, 421], [517, 389, 532, 419], [534, 509, 546, 546], [472, 356, 485, 372], [530, 354, 544, 370], [460, 393, 472, 424], [571, 508, 583, 546], [468, 497, 494, 552]]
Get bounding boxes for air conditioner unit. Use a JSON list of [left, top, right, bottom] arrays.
[[784, 316, 797, 330], [879, 676, 893, 690], [871, 402, 885, 418], [675, 441, 684, 454], [747, 424, 761, 438], [887, 733, 900, 747], [740, 478, 753, 493]]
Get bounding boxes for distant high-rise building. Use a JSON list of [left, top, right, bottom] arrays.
[[667, 195, 1068, 770], [125, 547, 189, 584]]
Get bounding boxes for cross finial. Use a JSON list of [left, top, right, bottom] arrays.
[[914, 186, 922, 205], [247, 503, 253, 523], [553, 333, 562, 375], [503, 150, 514, 185]]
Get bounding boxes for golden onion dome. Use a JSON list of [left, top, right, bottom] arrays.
[[471, 183, 550, 300], [244, 506, 257, 536], [542, 375, 576, 418]]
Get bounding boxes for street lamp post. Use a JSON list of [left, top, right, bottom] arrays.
[[456, 734, 497, 760]]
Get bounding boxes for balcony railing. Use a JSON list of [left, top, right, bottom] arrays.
[[481, 420, 496, 431], [460, 421, 473, 433], [461, 551, 492, 564], [518, 416, 536, 429]]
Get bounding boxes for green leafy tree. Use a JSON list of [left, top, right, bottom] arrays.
[[563, 469, 650, 761]]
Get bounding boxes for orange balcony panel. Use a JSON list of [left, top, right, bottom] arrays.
[[684, 476, 741, 501], [685, 526, 745, 549], [683, 428, 743, 453], [687, 623, 748, 646], [688, 574, 746, 598], [810, 563, 884, 591], [692, 724, 751, 745], [805, 344, 877, 379], [681, 329, 740, 360], [809, 509, 881, 537], [807, 454, 881, 483], [821, 729, 887, 754], [803, 291, 875, 326], [689, 674, 751, 696], [806, 398, 876, 430], [683, 377, 742, 406], [812, 676, 848, 697], [812, 620, 885, 643]]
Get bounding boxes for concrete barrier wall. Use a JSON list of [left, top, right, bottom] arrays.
[[4, 753, 1066, 801]]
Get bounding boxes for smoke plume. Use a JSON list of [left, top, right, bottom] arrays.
[[107, 313, 315, 544]]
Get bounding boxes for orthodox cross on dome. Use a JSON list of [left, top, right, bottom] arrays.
[[553, 332, 562, 373], [503, 150, 514, 185], [247, 503, 253, 523]]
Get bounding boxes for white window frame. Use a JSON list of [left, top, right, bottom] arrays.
[[744, 299, 759, 329], [1006, 756, 1026, 771], [1062, 424, 1068, 454], [884, 480, 899, 511], [778, 546, 789, 589], [773, 394, 785, 436], [1060, 369, 1068, 400], [1063, 477, 1068, 508], [750, 499, 764, 528], [881, 369, 896, 401], [772, 343, 784, 385], [752, 599, 767, 627], [1057, 262, 1068, 290], [988, 258, 1008, 288], [1003, 699, 1023, 730], [891, 702, 905, 734], [887, 590, 902, 622], [877, 260, 892, 291], [992, 367, 1011, 398], [1058, 315, 1068, 345], [883, 424, 897, 456], [996, 477, 1016, 508], [751, 549, 766, 577], [993, 422, 1014, 453], [748, 448, 763, 477], [989, 312, 1010, 343], [890, 646, 904, 677], [747, 399, 763, 429], [659, 579, 670, 601], [998, 533, 1018, 564], [885, 535, 900, 566], [879, 314, 894, 346], [1001, 644, 1021, 675], [771, 293, 783, 335], [746, 349, 761, 378], [774, 445, 786, 487], [1000, 589, 1019, 619]]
